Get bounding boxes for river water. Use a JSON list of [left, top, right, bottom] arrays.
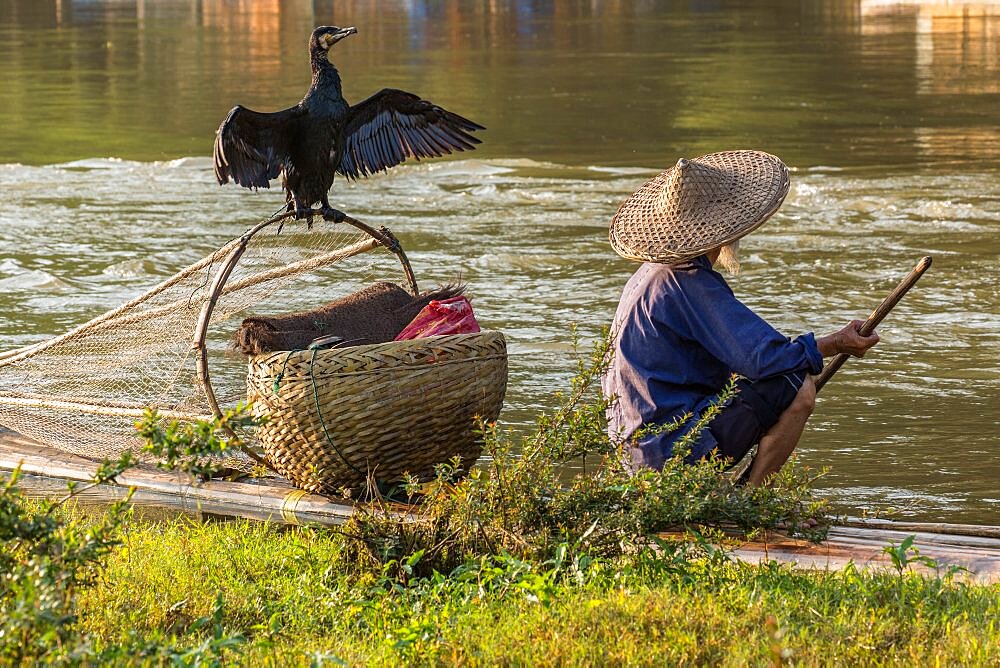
[[0, 0, 998, 523]]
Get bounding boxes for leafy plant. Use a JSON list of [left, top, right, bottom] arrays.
[[136, 402, 260, 479], [343, 331, 831, 579], [884, 534, 939, 575], [0, 406, 264, 664], [0, 461, 135, 664]]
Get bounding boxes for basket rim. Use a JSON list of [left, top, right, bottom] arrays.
[[248, 329, 506, 366], [251, 352, 508, 381]]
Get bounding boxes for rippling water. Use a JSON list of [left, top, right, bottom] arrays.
[[1, 0, 998, 523]]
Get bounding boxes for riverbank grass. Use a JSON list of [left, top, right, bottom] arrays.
[[73, 514, 999, 666]]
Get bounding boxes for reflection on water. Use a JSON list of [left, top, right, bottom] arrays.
[[3, 0, 1000, 168], [862, 1, 1000, 160], [0, 1, 998, 524]]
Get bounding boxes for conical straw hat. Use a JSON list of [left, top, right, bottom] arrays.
[[609, 150, 789, 264]]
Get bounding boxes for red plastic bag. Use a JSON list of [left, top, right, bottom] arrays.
[[394, 295, 481, 340]]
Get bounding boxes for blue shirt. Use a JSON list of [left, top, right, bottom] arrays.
[[601, 256, 823, 470]]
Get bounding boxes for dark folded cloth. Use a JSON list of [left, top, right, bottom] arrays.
[[232, 282, 463, 355]]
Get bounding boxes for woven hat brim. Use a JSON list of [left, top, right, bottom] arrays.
[[609, 150, 790, 264]]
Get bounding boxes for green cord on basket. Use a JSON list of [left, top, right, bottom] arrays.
[[270, 347, 384, 492], [272, 349, 300, 394], [307, 347, 369, 480]]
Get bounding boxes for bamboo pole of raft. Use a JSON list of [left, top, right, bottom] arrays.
[[815, 256, 932, 392]]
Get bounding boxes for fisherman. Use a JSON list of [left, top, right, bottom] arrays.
[[602, 151, 880, 486]]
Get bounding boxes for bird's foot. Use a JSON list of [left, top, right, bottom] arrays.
[[320, 207, 347, 223], [290, 206, 322, 230]]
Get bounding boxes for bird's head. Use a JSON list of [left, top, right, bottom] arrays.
[[311, 25, 357, 53]]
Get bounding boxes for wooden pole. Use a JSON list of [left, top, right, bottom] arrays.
[[339, 214, 419, 296], [814, 256, 932, 392]]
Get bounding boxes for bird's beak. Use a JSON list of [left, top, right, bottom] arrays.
[[329, 26, 357, 45]]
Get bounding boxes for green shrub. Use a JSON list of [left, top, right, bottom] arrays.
[[0, 408, 260, 665], [0, 455, 134, 664], [343, 333, 830, 578]]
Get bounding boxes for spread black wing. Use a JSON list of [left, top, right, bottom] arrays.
[[213, 105, 306, 189], [336, 89, 484, 180]]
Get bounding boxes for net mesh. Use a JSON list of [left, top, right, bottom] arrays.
[[0, 215, 406, 464]]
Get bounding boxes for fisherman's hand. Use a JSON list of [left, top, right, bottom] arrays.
[[819, 320, 880, 358]]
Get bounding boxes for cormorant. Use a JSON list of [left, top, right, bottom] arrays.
[[213, 25, 484, 222]]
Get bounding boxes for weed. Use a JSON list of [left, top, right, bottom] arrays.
[[883, 534, 969, 580], [136, 402, 260, 479], [343, 333, 830, 577], [884, 534, 938, 575], [0, 408, 263, 664]]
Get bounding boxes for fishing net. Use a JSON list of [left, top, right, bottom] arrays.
[[0, 213, 416, 466]]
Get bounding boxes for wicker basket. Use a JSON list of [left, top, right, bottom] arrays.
[[246, 331, 507, 494]]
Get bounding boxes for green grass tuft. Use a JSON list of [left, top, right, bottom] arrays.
[[68, 513, 999, 666]]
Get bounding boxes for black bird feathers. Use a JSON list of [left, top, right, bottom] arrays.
[[213, 26, 484, 221]]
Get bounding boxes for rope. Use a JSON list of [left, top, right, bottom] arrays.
[[307, 347, 370, 481], [269, 346, 373, 485], [272, 350, 300, 395]]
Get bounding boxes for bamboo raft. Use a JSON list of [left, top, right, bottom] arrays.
[[3, 428, 999, 583]]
